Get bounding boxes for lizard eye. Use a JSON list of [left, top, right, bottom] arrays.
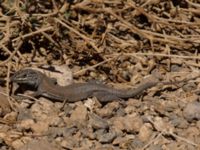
[[20, 71, 33, 79], [22, 74, 27, 78], [19, 72, 29, 79]]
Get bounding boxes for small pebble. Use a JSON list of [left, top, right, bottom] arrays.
[[183, 101, 200, 122]]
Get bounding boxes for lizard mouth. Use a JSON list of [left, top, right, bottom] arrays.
[[10, 76, 27, 83]]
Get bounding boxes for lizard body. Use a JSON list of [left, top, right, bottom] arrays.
[[11, 69, 160, 102]]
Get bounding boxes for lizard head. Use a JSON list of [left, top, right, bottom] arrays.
[[11, 69, 42, 88]]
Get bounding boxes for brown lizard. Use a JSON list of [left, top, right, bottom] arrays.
[[10, 69, 162, 103]]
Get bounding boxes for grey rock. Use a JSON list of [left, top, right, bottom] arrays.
[[183, 101, 200, 122]]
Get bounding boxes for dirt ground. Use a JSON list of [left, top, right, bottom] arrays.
[[0, 0, 200, 149]]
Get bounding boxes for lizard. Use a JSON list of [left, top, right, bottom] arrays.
[[10, 69, 162, 103]]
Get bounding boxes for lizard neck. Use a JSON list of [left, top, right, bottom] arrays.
[[32, 72, 45, 88]]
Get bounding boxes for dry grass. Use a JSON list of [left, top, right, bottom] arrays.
[[0, 0, 200, 77]]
